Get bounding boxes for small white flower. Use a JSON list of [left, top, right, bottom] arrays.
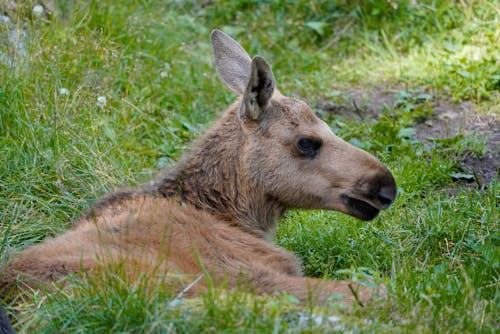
[[160, 63, 171, 78], [59, 88, 69, 96], [32, 5, 44, 18], [97, 96, 107, 108]]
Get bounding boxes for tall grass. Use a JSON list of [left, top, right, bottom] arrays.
[[1, 0, 498, 332]]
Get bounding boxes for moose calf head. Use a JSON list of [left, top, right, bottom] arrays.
[[211, 30, 396, 221]]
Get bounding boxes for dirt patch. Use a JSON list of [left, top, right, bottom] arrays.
[[317, 86, 397, 119], [414, 100, 498, 149], [416, 100, 499, 184], [317, 87, 499, 184]]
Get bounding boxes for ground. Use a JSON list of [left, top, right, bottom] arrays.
[[0, 1, 498, 333], [318, 87, 499, 184]]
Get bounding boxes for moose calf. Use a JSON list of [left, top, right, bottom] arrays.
[[1, 30, 396, 308]]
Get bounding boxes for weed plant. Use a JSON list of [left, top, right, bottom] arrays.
[[0, 1, 498, 332]]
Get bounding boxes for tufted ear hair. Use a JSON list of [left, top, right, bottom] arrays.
[[211, 29, 252, 95], [239, 56, 275, 121]]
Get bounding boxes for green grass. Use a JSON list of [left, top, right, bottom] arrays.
[[1, 0, 499, 333]]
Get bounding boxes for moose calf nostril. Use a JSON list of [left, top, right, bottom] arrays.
[[378, 185, 397, 208], [378, 194, 393, 206]]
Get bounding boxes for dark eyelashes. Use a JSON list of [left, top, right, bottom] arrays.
[[297, 138, 322, 159]]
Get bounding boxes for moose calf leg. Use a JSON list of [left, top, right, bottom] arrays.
[[249, 265, 378, 305]]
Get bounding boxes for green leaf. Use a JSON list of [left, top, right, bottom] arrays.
[[398, 127, 416, 139], [415, 93, 433, 103], [456, 70, 472, 78], [103, 125, 116, 141], [306, 21, 328, 36], [450, 172, 474, 180]]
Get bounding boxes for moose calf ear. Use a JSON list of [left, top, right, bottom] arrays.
[[240, 56, 275, 121], [211, 29, 252, 95]]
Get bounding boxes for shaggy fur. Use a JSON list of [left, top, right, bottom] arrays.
[[0, 30, 396, 309]]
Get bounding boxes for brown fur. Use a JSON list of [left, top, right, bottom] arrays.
[[0, 30, 396, 305]]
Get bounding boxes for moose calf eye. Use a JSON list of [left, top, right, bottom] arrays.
[[297, 138, 322, 159]]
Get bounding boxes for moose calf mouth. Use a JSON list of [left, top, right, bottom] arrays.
[[341, 194, 380, 221]]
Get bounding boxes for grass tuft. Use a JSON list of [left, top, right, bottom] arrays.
[[1, 0, 498, 332]]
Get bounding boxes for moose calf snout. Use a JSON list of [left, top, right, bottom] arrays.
[[342, 168, 397, 221]]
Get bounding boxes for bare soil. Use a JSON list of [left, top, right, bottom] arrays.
[[416, 100, 499, 185], [317, 87, 499, 185]]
